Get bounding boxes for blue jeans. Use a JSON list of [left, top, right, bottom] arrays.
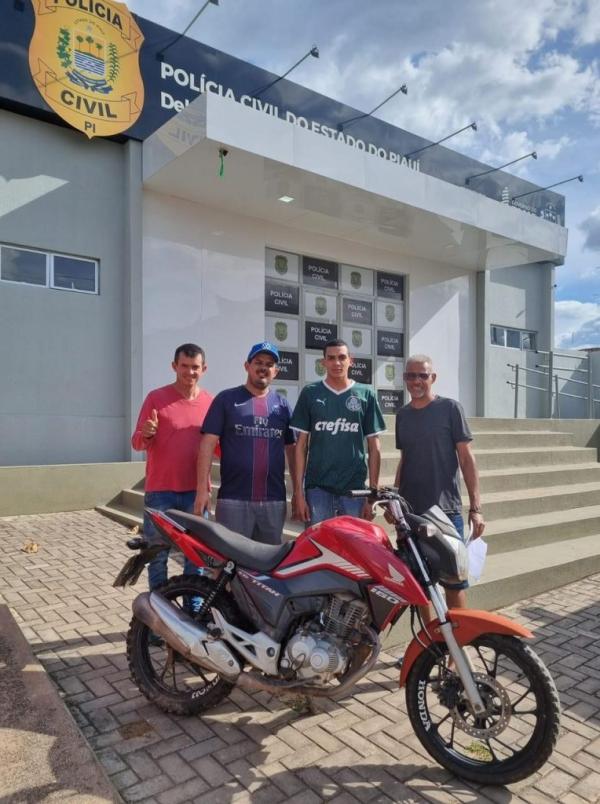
[[306, 487, 364, 527], [443, 511, 468, 591], [143, 490, 202, 591]]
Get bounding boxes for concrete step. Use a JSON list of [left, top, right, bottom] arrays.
[[467, 481, 600, 521], [468, 417, 573, 431], [379, 454, 591, 488], [121, 487, 144, 511], [472, 446, 597, 470], [96, 502, 142, 530], [477, 463, 600, 493], [385, 532, 600, 646], [483, 504, 600, 555], [466, 533, 600, 612], [469, 431, 575, 449]]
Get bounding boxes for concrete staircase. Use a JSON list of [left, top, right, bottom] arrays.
[[97, 417, 600, 617]]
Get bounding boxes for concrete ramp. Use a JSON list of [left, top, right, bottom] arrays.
[[0, 604, 119, 803]]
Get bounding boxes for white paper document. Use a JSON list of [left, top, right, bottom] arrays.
[[468, 537, 488, 583]]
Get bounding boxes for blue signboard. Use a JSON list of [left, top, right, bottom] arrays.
[[2, 4, 564, 224]]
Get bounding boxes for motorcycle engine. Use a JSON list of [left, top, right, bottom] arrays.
[[280, 596, 369, 681]]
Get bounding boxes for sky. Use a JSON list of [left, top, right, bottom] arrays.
[[129, 0, 600, 349]]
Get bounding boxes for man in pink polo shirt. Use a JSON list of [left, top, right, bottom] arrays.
[[131, 343, 213, 590]]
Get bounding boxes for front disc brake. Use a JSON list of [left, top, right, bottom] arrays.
[[452, 672, 511, 739]]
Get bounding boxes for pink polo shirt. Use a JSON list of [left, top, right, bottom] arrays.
[[131, 384, 214, 492]]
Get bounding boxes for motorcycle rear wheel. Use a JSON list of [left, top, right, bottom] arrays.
[[405, 634, 560, 785], [126, 574, 237, 716]]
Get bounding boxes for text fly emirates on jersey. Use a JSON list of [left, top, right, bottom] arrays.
[[28, 0, 144, 138]]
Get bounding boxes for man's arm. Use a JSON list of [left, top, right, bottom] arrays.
[[456, 440, 485, 539], [394, 454, 402, 488], [366, 434, 381, 488], [292, 431, 310, 522], [285, 443, 297, 516], [194, 433, 219, 515], [131, 395, 157, 451], [362, 434, 382, 520]]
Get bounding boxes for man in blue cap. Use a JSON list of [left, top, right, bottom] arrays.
[[194, 342, 296, 544]]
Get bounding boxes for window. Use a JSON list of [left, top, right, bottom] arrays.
[[0, 246, 47, 286], [490, 325, 537, 351], [0, 244, 98, 294], [52, 255, 97, 292]]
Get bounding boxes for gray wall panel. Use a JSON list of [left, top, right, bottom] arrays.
[[0, 110, 128, 465], [485, 263, 553, 418]]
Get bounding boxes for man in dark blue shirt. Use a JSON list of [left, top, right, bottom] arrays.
[[194, 342, 296, 544]]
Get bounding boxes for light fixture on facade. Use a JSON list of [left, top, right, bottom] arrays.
[[511, 175, 583, 202], [252, 46, 319, 98], [337, 84, 408, 132], [465, 151, 537, 185], [278, 195, 295, 203], [157, 0, 219, 60], [404, 122, 477, 160]]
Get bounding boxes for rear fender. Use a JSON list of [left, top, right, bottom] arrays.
[[398, 609, 533, 687]]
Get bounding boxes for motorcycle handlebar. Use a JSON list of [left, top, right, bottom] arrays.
[[347, 487, 403, 501]]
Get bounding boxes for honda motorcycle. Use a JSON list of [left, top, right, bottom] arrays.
[[114, 489, 560, 786]]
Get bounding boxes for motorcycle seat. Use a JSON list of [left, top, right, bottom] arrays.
[[165, 509, 294, 572]]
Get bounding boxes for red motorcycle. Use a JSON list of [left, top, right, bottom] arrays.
[[114, 488, 560, 786]]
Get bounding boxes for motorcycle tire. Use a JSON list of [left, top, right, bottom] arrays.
[[405, 634, 560, 786], [126, 574, 237, 716]]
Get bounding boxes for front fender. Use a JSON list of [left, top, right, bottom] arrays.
[[398, 609, 533, 687]]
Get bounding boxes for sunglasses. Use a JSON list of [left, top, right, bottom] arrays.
[[403, 372, 432, 381]]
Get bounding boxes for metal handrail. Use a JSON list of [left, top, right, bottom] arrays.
[[535, 348, 588, 361], [536, 365, 598, 386], [507, 352, 595, 419]]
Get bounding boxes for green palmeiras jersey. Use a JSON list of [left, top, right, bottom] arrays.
[[291, 380, 386, 495]]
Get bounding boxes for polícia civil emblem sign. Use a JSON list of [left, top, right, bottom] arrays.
[[28, 0, 144, 139]]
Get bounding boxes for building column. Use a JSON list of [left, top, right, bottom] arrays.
[[124, 140, 144, 460], [475, 269, 489, 416]]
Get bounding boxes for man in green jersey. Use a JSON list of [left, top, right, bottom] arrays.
[[291, 339, 385, 525]]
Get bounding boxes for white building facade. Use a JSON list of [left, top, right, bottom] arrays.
[[0, 4, 567, 466]]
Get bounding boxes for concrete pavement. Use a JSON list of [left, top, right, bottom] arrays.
[[1, 509, 600, 803]]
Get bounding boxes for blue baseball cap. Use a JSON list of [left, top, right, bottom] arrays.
[[247, 341, 280, 362]]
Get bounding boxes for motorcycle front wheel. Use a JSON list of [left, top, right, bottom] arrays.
[[126, 574, 237, 716], [405, 634, 560, 786]]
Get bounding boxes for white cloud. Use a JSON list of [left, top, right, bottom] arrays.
[[477, 131, 570, 175], [555, 299, 600, 347], [573, 0, 600, 45], [581, 207, 600, 251]]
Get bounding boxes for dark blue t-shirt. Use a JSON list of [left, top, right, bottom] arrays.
[[202, 386, 295, 502]]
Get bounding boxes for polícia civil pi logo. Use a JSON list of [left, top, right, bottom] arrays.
[[29, 0, 144, 138]]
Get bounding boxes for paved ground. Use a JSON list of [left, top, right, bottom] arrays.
[[1, 509, 599, 804]]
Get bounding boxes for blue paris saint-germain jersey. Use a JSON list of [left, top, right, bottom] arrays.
[[202, 386, 295, 501]]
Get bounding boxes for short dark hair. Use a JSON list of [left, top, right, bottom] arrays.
[[323, 338, 349, 357], [173, 343, 205, 363]]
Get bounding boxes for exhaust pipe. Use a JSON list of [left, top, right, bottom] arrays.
[[132, 592, 241, 679]]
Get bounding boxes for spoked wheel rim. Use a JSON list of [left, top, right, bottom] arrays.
[[137, 579, 222, 700], [142, 630, 222, 699], [127, 574, 238, 715], [407, 634, 560, 784]]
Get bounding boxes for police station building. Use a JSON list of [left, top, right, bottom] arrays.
[[0, 1, 566, 467]]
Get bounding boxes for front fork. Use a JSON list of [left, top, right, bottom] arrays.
[[408, 538, 486, 716]]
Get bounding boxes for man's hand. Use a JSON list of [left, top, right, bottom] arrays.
[[362, 500, 375, 521], [141, 409, 159, 439], [292, 492, 310, 523], [468, 510, 485, 540], [194, 488, 211, 516]]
